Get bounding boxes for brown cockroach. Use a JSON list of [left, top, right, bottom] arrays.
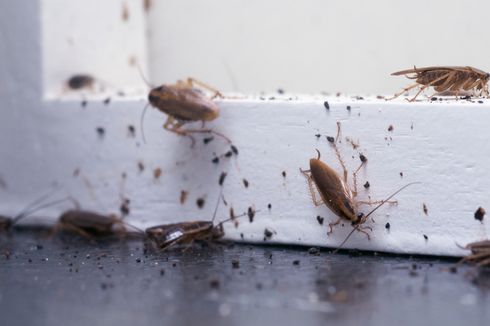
[[140, 74, 231, 146], [459, 240, 490, 267], [300, 124, 418, 249], [51, 209, 143, 240], [389, 66, 490, 101], [145, 190, 253, 250]]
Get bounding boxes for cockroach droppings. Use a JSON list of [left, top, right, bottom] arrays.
[[196, 198, 205, 209], [315, 134, 321, 138], [363, 181, 370, 189], [212, 156, 220, 164], [247, 207, 255, 223], [346, 105, 351, 111], [81, 100, 88, 107], [388, 125, 394, 132], [137, 161, 145, 172], [120, 198, 130, 216], [243, 179, 249, 188], [267, 203, 272, 210], [359, 153, 367, 163], [231, 145, 239, 155], [153, 168, 162, 179], [203, 136, 214, 144], [293, 260, 300, 265], [103, 97, 111, 105], [127, 125, 136, 137], [219, 172, 227, 186], [326, 136, 335, 143], [423, 234, 428, 241], [180, 191, 188, 204], [474, 207, 486, 222], [399, 172, 404, 178], [264, 229, 273, 239], [96, 127, 105, 138], [224, 151, 233, 158], [385, 222, 390, 230], [282, 171, 287, 178], [422, 203, 428, 216], [231, 260, 240, 269], [122, 1, 129, 21], [316, 215, 324, 225], [324, 101, 330, 110]]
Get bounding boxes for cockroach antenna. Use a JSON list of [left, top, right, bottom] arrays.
[[333, 182, 421, 254]]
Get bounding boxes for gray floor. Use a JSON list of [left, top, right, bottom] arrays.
[[1, 228, 489, 326]]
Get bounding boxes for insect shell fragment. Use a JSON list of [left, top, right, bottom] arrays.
[[145, 221, 224, 251]]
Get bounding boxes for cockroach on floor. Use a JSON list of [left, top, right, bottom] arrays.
[[51, 199, 142, 240], [300, 123, 418, 249], [459, 240, 490, 267], [145, 191, 253, 251], [139, 72, 231, 146], [389, 66, 490, 102]]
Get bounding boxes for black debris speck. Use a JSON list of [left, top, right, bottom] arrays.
[[326, 136, 335, 143], [385, 222, 390, 230], [346, 105, 351, 111], [324, 101, 330, 110], [308, 247, 320, 255], [423, 234, 428, 241], [292, 260, 300, 266], [363, 181, 370, 189], [203, 136, 214, 144], [103, 97, 111, 105], [474, 207, 486, 222], [127, 125, 135, 137], [212, 157, 219, 164], [231, 145, 239, 155], [282, 171, 287, 178], [388, 125, 394, 132], [359, 154, 367, 163], [277, 88, 284, 94], [315, 134, 321, 138], [231, 260, 240, 269], [196, 198, 205, 209], [160, 269, 165, 276], [224, 151, 233, 158], [247, 207, 255, 223], [243, 179, 249, 188], [96, 127, 105, 138], [316, 215, 324, 225], [209, 278, 220, 289], [68, 74, 94, 89], [264, 229, 273, 239], [219, 172, 227, 186], [267, 203, 272, 210], [81, 100, 88, 107]]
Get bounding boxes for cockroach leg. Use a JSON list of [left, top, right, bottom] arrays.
[[357, 200, 397, 206], [327, 218, 342, 235], [178, 78, 223, 99], [300, 168, 325, 207], [387, 83, 421, 100]]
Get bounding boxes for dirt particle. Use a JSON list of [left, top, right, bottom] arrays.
[[422, 203, 428, 216], [316, 215, 324, 225], [363, 181, 370, 189], [203, 136, 214, 144], [179, 191, 188, 204], [308, 247, 320, 255], [247, 207, 255, 223], [243, 179, 249, 188], [96, 127, 105, 138], [474, 207, 486, 222], [137, 161, 145, 172], [120, 198, 130, 216], [264, 228, 273, 239], [388, 125, 394, 132], [196, 198, 205, 209], [127, 125, 136, 137], [219, 172, 227, 186], [210, 278, 220, 289], [153, 168, 162, 179]]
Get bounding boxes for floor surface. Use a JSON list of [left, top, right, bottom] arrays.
[[1, 228, 489, 326]]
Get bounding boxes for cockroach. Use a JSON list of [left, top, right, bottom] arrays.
[[66, 74, 94, 90], [139, 70, 231, 146], [145, 191, 253, 251], [1, 192, 69, 233], [389, 66, 490, 101], [51, 209, 143, 240], [300, 123, 418, 249], [459, 240, 490, 267]]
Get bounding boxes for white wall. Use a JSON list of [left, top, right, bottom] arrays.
[[148, 0, 490, 94]]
